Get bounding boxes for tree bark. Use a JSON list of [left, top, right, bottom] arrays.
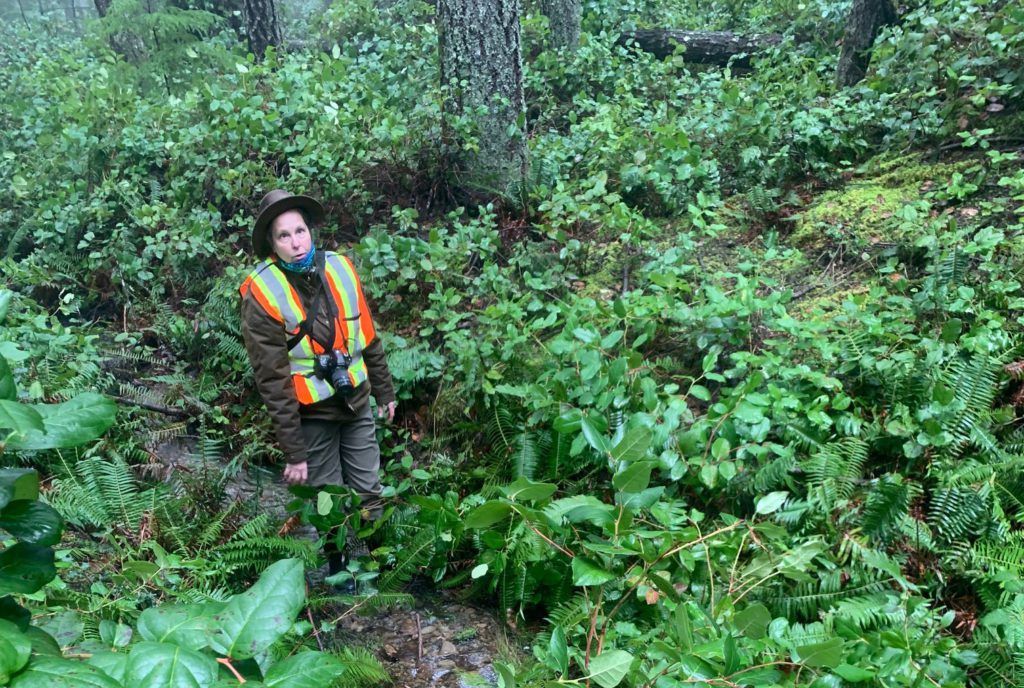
[[93, 0, 110, 17], [540, 0, 580, 51], [244, 0, 283, 60], [617, 29, 782, 67], [438, 0, 527, 194], [835, 0, 896, 87]]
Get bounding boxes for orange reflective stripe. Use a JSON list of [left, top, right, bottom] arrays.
[[293, 378, 316, 405], [251, 283, 283, 323]]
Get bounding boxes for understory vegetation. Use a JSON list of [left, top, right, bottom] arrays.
[[2, 0, 1024, 686]]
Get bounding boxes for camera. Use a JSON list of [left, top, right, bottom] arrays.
[[313, 350, 355, 397]]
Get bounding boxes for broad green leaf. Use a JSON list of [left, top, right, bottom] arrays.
[[494, 661, 516, 688], [98, 620, 132, 649], [503, 477, 556, 503], [548, 626, 568, 676], [316, 491, 332, 516], [23, 626, 61, 657], [9, 656, 122, 688], [711, 437, 731, 460], [86, 651, 128, 684], [834, 663, 875, 681], [586, 649, 633, 688], [0, 356, 14, 401], [0, 401, 44, 436], [755, 491, 789, 515], [125, 641, 219, 688], [464, 501, 513, 529], [793, 638, 843, 669], [5, 394, 116, 451], [210, 559, 305, 659], [609, 426, 652, 463], [0, 291, 11, 324], [734, 603, 771, 640], [0, 543, 55, 596], [40, 611, 84, 649], [545, 496, 614, 527], [612, 460, 656, 493], [0, 618, 31, 683], [263, 651, 346, 687], [471, 564, 488, 579], [0, 597, 30, 630], [580, 417, 609, 453], [0, 470, 38, 510], [571, 557, 616, 586], [0, 501, 63, 546]]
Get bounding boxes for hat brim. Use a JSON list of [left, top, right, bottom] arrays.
[[252, 194, 325, 258]]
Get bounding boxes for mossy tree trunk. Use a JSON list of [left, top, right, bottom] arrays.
[[244, 0, 282, 60], [438, 0, 527, 194], [540, 0, 580, 51], [93, 0, 110, 17], [836, 0, 897, 87]]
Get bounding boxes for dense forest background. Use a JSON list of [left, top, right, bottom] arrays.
[[1, 0, 1023, 686]]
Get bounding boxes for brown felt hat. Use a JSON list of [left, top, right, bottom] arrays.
[[251, 189, 325, 258]]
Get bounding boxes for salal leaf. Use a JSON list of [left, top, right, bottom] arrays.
[[0, 543, 55, 596], [571, 557, 616, 586], [9, 656, 122, 688], [137, 603, 222, 651], [464, 501, 513, 529], [5, 394, 116, 451], [0, 355, 15, 401], [263, 651, 346, 687], [612, 460, 656, 494], [585, 649, 633, 688], [547, 626, 568, 676], [210, 559, 304, 659], [610, 426, 652, 463], [0, 618, 31, 683], [793, 638, 843, 669], [125, 641, 219, 688], [502, 477, 556, 503]]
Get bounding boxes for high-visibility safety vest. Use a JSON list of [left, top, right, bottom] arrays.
[[239, 251, 377, 405]]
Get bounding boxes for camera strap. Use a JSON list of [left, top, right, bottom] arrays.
[[285, 252, 333, 355]]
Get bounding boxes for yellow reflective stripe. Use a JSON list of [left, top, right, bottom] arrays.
[[262, 264, 305, 329], [323, 256, 359, 350]]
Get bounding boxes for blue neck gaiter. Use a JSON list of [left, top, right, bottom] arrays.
[[278, 246, 316, 274]]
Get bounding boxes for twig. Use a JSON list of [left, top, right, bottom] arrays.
[[306, 607, 324, 652], [527, 522, 575, 558], [217, 658, 246, 683], [415, 612, 423, 663]]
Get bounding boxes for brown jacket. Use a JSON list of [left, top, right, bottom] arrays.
[[240, 255, 396, 464]]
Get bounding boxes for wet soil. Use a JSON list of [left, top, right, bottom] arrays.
[[332, 590, 507, 687]]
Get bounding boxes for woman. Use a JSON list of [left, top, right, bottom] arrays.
[[239, 189, 396, 576]]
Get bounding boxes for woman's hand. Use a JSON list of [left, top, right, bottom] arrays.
[[283, 461, 308, 484], [378, 401, 396, 423]]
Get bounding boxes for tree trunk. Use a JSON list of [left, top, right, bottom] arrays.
[[244, 0, 282, 60], [835, 0, 896, 87], [93, 0, 110, 17], [617, 29, 782, 67], [540, 0, 580, 51], [438, 0, 527, 194]]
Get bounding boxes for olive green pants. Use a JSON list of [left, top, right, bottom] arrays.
[[300, 407, 383, 518]]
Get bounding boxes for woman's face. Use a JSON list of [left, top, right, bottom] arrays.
[[270, 209, 312, 263]]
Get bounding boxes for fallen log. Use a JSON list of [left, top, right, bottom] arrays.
[[617, 29, 782, 67]]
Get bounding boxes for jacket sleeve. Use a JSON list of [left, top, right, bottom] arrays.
[[240, 294, 309, 464], [362, 335, 396, 406]]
